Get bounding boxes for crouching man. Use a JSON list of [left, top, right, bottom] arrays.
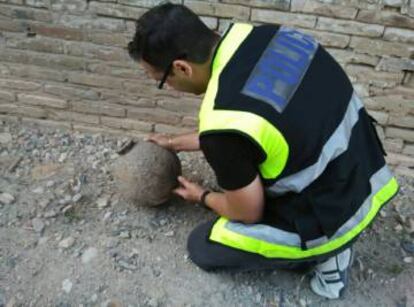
[[127, 3, 399, 299]]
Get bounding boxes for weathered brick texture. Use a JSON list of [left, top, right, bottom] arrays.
[[0, 0, 413, 176]]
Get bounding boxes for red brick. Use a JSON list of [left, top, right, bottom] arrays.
[[6, 35, 64, 54], [89, 2, 147, 20], [154, 123, 192, 134], [21, 117, 71, 130], [0, 78, 41, 91], [29, 23, 85, 41], [357, 10, 414, 30], [127, 107, 181, 125], [101, 116, 153, 132], [1, 5, 52, 22], [0, 90, 16, 102], [68, 73, 123, 89], [7, 64, 67, 82], [18, 93, 68, 109], [44, 84, 100, 100], [71, 100, 126, 117], [50, 110, 100, 125]]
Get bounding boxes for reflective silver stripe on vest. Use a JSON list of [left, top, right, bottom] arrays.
[[224, 164, 393, 249], [322, 164, 393, 245], [267, 92, 364, 196]]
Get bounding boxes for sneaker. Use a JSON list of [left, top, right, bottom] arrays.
[[310, 247, 354, 299]]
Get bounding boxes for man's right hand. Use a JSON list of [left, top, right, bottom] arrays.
[[145, 133, 175, 151]]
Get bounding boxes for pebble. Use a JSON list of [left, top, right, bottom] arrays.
[[59, 237, 75, 249], [62, 279, 73, 294], [38, 236, 49, 245], [32, 187, 44, 194], [62, 204, 74, 214], [43, 210, 57, 218], [90, 293, 98, 303], [164, 231, 175, 237], [58, 152, 68, 163], [119, 231, 131, 239], [103, 211, 112, 221], [116, 260, 137, 271], [72, 193, 82, 203], [81, 247, 98, 264], [97, 197, 109, 209], [0, 132, 12, 144], [38, 199, 50, 209], [31, 218, 45, 233], [0, 193, 15, 205], [59, 195, 72, 206], [394, 224, 403, 232], [403, 257, 413, 264], [46, 180, 55, 188]]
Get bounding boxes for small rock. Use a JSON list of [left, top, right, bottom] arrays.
[[5, 297, 16, 307], [81, 247, 98, 264], [32, 218, 45, 233], [0, 193, 15, 205], [38, 199, 50, 209], [62, 279, 73, 294], [46, 180, 55, 188], [90, 294, 98, 303], [62, 204, 73, 214], [164, 230, 174, 237], [59, 237, 75, 249], [38, 237, 49, 245], [43, 210, 57, 218], [72, 193, 82, 203], [58, 152, 68, 163], [116, 259, 137, 271], [147, 298, 158, 307], [0, 132, 12, 144], [119, 231, 130, 239], [32, 187, 44, 194], [103, 211, 112, 221], [403, 256, 413, 264], [97, 197, 109, 209], [394, 224, 403, 232]]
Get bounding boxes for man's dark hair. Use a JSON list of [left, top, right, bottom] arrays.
[[128, 3, 219, 71]]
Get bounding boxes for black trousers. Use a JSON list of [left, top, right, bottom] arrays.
[[187, 219, 352, 273]]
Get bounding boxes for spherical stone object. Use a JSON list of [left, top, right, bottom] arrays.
[[112, 141, 181, 207]]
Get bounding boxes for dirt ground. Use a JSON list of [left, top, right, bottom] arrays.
[[1, 119, 413, 307]]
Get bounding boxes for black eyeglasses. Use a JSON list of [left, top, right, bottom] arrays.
[[158, 61, 173, 89], [157, 54, 186, 90]]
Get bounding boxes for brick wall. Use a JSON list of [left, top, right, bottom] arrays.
[[0, 0, 413, 175]]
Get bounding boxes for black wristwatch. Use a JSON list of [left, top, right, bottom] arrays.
[[200, 190, 211, 207]]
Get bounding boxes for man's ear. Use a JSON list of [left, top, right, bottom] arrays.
[[172, 60, 193, 77]]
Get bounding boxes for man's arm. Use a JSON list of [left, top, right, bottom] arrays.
[[174, 175, 264, 224], [146, 132, 199, 152]]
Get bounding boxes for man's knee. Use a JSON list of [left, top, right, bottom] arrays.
[[187, 221, 216, 271]]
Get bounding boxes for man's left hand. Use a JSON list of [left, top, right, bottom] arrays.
[[173, 176, 205, 203]]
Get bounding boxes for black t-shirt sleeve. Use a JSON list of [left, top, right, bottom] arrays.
[[200, 133, 265, 190]]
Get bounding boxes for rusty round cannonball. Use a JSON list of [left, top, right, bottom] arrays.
[[112, 140, 181, 207]]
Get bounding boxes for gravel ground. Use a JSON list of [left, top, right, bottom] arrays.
[[0, 118, 413, 307]]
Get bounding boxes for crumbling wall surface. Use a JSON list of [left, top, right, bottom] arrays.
[[0, 0, 413, 175]]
